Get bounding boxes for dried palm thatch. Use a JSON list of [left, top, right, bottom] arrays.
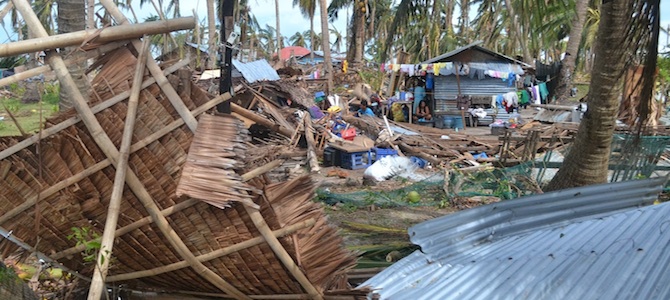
[[176, 114, 259, 209], [0, 44, 363, 298]]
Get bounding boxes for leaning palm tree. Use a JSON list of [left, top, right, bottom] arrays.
[[546, 0, 661, 190], [293, 0, 316, 61], [553, 0, 590, 103]]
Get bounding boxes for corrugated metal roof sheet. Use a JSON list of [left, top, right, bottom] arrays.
[[533, 108, 576, 123], [361, 177, 669, 299], [231, 59, 280, 84], [420, 41, 533, 69]]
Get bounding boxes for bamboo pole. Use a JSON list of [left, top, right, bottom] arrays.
[[0, 17, 195, 57], [243, 205, 324, 300], [0, 86, 238, 227], [87, 38, 150, 300], [0, 41, 127, 89], [107, 218, 316, 282], [54, 158, 283, 261], [13, 2, 246, 297], [98, 0, 198, 132], [231, 102, 294, 137], [0, 57, 190, 161], [0, 2, 13, 21], [303, 114, 320, 173]]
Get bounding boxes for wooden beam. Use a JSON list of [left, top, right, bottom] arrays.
[[0, 17, 195, 57], [0, 57, 191, 161], [106, 218, 316, 282], [98, 0, 198, 132], [303, 114, 320, 173], [231, 102, 294, 137], [88, 38, 150, 300]]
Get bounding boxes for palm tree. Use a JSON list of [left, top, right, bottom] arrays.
[[330, 27, 343, 53], [546, 0, 658, 190], [553, 0, 589, 103], [319, 0, 333, 91], [293, 0, 316, 61], [57, 0, 89, 111], [206, 0, 216, 69], [275, 0, 283, 65], [290, 31, 307, 47]]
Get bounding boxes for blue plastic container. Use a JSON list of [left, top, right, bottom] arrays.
[[452, 116, 464, 129], [442, 116, 454, 129]]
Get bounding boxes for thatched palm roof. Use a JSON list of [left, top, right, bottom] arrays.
[[0, 45, 363, 298]]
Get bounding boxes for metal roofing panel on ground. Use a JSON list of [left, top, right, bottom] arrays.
[[361, 177, 669, 299], [231, 59, 280, 83]]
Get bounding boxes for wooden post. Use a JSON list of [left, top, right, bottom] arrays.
[[98, 0, 198, 132], [243, 205, 324, 300], [0, 17, 195, 57], [87, 38, 150, 300], [303, 114, 321, 173], [455, 63, 467, 131], [13, 1, 248, 298]]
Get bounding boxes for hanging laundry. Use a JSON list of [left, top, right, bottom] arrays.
[[539, 82, 549, 103], [392, 64, 400, 72], [507, 73, 516, 87], [531, 85, 541, 105], [380, 63, 385, 72], [433, 63, 442, 76], [519, 89, 530, 108]]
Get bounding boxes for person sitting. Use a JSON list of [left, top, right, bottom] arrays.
[[413, 100, 432, 122], [357, 100, 375, 117], [413, 81, 426, 113]]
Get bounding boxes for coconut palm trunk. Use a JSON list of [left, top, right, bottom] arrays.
[[503, 0, 531, 62], [553, 0, 589, 103], [545, 0, 633, 191], [206, 0, 216, 69], [318, 0, 333, 92], [58, 0, 90, 111], [353, 0, 365, 68], [275, 0, 283, 67]]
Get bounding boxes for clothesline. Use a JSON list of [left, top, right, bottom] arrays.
[[381, 61, 525, 81]]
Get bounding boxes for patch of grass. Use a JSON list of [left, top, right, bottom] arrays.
[[0, 100, 55, 136]]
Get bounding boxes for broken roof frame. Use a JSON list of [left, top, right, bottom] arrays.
[[0, 1, 359, 299]]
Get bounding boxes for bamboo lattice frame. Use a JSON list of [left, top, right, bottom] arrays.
[[0, 41, 362, 298]]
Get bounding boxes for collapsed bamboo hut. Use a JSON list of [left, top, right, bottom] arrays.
[[0, 3, 363, 299]]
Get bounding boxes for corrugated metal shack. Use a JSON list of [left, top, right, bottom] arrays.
[[361, 177, 670, 299], [420, 41, 531, 123]]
